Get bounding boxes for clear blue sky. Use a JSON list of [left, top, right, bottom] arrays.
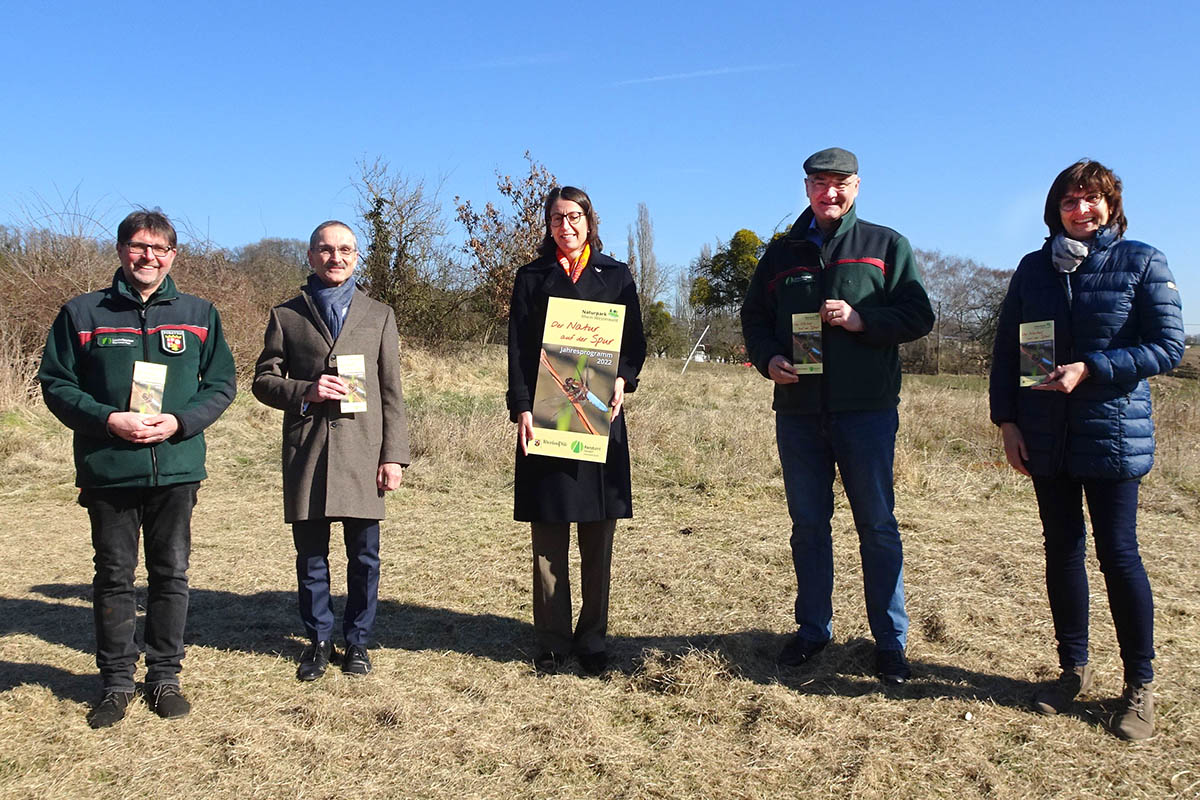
[[3, 1, 1196, 329]]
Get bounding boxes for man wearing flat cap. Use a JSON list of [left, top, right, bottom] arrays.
[[741, 147, 934, 685]]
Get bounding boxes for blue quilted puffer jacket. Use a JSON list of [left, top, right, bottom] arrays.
[[989, 227, 1185, 479]]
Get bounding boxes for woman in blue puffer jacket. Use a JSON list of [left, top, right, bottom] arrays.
[[989, 159, 1184, 741]]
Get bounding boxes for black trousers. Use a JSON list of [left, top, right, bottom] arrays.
[[530, 520, 616, 656], [81, 483, 197, 692]]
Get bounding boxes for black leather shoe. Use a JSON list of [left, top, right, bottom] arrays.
[[87, 690, 133, 729], [875, 648, 911, 686], [578, 651, 609, 676], [534, 652, 566, 675], [777, 633, 829, 667], [297, 640, 334, 681], [147, 683, 191, 719], [342, 645, 372, 675]]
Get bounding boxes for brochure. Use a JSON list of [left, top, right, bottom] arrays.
[[337, 354, 368, 413], [529, 297, 625, 463], [791, 312, 823, 374], [130, 361, 167, 415], [1019, 321, 1055, 387]]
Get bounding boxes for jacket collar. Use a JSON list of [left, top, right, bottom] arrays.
[[1039, 225, 1122, 262], [536, 250, 618, 297], [1090, 225, 1120, 252], [110, 268, 178, 307], [299, 280, 366, 347], [788, 205, 858, 244]]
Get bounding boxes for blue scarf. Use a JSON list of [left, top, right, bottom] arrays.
[[307, 273, 356, 340]]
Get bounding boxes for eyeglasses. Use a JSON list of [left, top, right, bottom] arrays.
[[315, 245, 357, 258], [550, 212, 586, 226], [807, 176, 857, 193], [123, 241, 175, 257], [1059, 193, 1105, 212]]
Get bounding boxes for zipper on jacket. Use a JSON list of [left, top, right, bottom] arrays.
[[817, 244, 830, 416], [139, 306, 159, 487], [1051, 270, 1074, 475]]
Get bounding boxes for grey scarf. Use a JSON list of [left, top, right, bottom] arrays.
[[1050, 234, 1090, 273], [307, 273, 356, 340]]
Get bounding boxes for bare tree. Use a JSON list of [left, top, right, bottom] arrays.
[[454, 152, 556, 342], [635, 202, 667, 309], [910, 248, 1013, 372], [356, 158, 468, 342], [626, 225, 638, 277]]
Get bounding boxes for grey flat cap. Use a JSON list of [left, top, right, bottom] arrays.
[[803, 147, 858, 175]]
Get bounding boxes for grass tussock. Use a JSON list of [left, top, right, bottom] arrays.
[[1, 347, 1198, 799]]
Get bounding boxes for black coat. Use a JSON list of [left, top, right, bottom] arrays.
[[507, 252, 647, 522]]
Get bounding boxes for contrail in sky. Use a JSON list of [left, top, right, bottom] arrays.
[[612, 64, 791, 87]]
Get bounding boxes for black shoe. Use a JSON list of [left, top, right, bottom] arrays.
[[297, 640, 335, 682], [534, 652, 566, 675], [87, 690, 133, 729], [578, 651, 609, 676], [342, 645, 372, 675], [147, 683, 191, 719], [875, 649, 911, 686], [777, 633, 829, 667]]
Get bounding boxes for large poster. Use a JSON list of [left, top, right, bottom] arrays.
[[528, 297, 625, 463]]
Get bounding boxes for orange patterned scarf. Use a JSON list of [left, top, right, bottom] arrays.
[[557, 243, 591, 283]]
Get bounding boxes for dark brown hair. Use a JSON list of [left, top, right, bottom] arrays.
[[1044, 159, 1128, 238], [538, 186, 603, 257], [117, 208, 177, 248]]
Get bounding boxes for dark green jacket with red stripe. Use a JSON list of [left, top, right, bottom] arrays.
[[741, 206, 934, 413], [38, 269, 236, 488]]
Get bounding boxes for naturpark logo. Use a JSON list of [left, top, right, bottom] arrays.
[[571, 441, 583, 454]]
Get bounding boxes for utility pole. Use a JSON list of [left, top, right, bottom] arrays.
[[681, 324, 711, 375]]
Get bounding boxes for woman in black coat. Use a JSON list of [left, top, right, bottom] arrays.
[[506, 186, 646, 675]]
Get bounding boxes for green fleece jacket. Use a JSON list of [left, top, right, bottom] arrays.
[[741, 206, 934, 413], [38, 270, 236, 488]]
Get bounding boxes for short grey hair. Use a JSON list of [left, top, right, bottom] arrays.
[[308, 220, 357, 250]]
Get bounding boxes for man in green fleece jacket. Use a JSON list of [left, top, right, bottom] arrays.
[[741, 148, 934, 686], [39, 208, 236, 728]]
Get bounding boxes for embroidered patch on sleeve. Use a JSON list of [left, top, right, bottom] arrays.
[[161, 330, 186, 354]]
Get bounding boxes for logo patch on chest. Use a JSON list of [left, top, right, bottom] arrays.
[[160, 330, 186, 354], [97, 334, 137, 347]]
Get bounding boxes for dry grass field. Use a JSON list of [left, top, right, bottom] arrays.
[[1, 347, 1198, 799]]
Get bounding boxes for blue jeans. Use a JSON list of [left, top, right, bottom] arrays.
[[292, 518, 380, 647], [81, 483, 197, 692], [776, 410, 907, 650], [1032, 475, 1154, 685]]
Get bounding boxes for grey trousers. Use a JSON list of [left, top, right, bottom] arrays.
[[530, 519, 617, 656]]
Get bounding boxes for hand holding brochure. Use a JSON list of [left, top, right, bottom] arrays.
[[791, 312, 823, 374], [337, 354, 368, 413], [130, 361, 167, 415], [1019, 321, 1055, 387], [529, 297, 624, 463]]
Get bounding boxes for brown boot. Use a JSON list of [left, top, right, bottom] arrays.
[[1113, 683, 1155, 741], [1032, 664, 1093, 715]]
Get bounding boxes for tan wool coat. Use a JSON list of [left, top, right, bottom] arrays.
[[252, 284, 409, 522]]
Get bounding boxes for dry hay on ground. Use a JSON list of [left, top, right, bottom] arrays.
[[1, 353, 1198, 799]]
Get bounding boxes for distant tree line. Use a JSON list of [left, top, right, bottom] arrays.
[[0, 155, 1036, 401]]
